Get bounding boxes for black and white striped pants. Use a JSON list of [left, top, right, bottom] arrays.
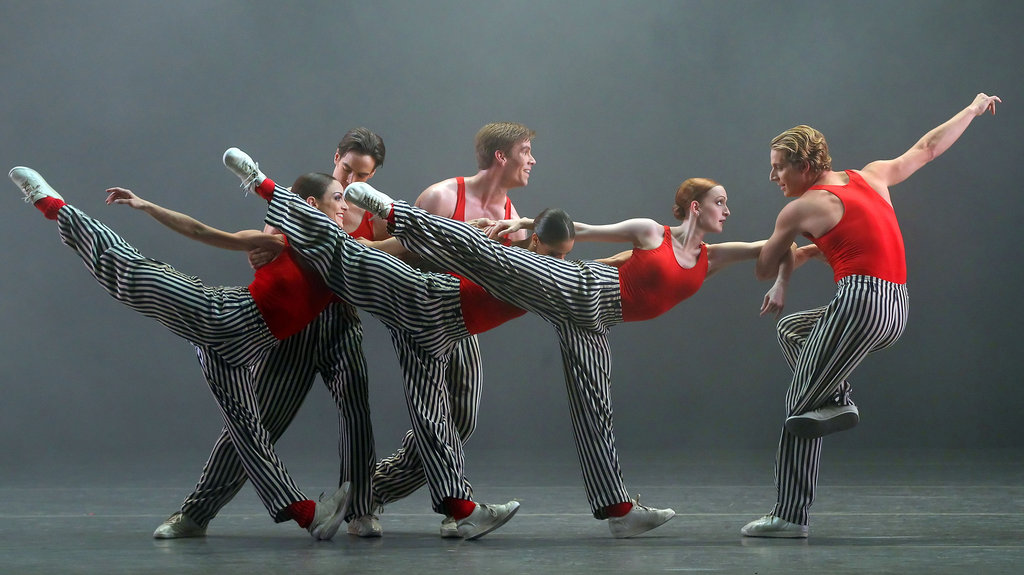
[[264, 188, 477, 513], [386, 201, 632, 517], [177, 300, 376, 526], [57, 204, 312, 522], [772, 275, 909, 525], [372, 335, 483, 508]]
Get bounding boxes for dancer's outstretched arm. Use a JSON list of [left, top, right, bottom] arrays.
[[105, 187, 283, 252]]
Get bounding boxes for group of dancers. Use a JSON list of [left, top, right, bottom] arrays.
[[10, 92, 999, 541]]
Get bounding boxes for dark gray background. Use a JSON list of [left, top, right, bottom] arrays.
[[1, 1, 1021, 484]]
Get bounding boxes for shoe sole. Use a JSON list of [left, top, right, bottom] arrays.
[[462, 503, 520, 541], [741, 529, 809, 539], [785, 411, 859, 439], [610, 510, 677, 538]]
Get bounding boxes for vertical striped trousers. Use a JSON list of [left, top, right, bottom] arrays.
[[387, 201, 632, 517], [264, 188, 477, 513], [177, 300, 376, 526], [372, 335, 483, 507], [772, 275, 909, 525], [56, 204, 312, 522]]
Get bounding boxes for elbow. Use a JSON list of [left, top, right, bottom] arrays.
[[754, 256, 778, 281]]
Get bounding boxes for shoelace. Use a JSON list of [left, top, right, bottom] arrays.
[[20, 182, 39, 202], [631, 494, 654, 511], [238, 160, 260, 198]]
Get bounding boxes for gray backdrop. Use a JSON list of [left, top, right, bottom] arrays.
[[1, 1, 1021, 483]]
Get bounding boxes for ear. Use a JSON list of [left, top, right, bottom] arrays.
[[529, 233, 540, 250], [334, 150, 342, 165], [494, 149, 506, 165], [305, 196, 318, 208], [690, 200, 701, 214]]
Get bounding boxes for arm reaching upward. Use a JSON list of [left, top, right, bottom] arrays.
[[105, 187, 283, 252], [859, 93, 1001, 193]]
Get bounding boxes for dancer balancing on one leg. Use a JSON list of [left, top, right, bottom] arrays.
[[222, 149, 592, 539], [271, 167, 793, 536], [9, 167, 355, 540], [740, 92, 1001, 539], [154, 128, 385, 540]]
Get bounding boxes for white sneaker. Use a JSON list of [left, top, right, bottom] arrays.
[[607, 497, 675, 538], [439, 515, 460, 538], [9, 167, 64, 204], [741, 514, 809, 538], [307, 482, 352, 540], [347, 514, 383, 537], [786, 404, 859, 438], [455, 500, 520, 540], [152, 511, 206, 539], [343, 182, 394, 220], [222, 147, 265, 194]]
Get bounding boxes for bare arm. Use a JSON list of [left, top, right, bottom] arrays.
[[105, 187, 283, 252], [756, 200, 810, 281], [493, 216, 663, 248], [860, 93, 1000, 190]]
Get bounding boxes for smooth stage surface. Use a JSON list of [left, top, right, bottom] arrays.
[[2, 449, 1022, 574]]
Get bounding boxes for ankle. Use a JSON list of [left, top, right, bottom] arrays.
[[255, 177, 276, 202], [603, 501, 633, 518], [33, 196, 65, 220], [443, 497, 477, 520], [283, 499, 316, 528]]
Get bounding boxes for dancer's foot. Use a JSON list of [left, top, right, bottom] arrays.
[[222, 147, 266, 195], [343, 181, 394, 220]]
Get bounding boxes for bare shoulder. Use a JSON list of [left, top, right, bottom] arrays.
[[415, 178, 459, 216]]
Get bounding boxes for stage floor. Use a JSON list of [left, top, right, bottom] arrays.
[[3, 448, 1022, 574]]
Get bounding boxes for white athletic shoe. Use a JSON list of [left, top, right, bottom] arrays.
[[347, 514, 383, 537], [607, 497, 676, 538], [343, 181, 394, 220], [9, 166, 63, 204], [222, 147, 265, 194], [307, 482, 352, 540], [741, 514, 809, 538], [456, 501, 520, 540], [439, 515, 460, 538], [785, 404, 859, 438], [152, 511, 207, 539]]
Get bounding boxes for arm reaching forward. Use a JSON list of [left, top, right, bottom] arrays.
[[105, 187, 284, 252]]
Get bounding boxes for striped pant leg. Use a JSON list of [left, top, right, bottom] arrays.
[[772, 277, 909, 525], [314, 302, 376, 520], [555, 325, 631, 517], [56, 204, 276, 366], [193, 346, 308, 522], [180, 327, 319, 526], [385, 329, 472, 513], [265, 189, 471, 356], [388, 201, 622, 331], [373, 335, 482, 506]]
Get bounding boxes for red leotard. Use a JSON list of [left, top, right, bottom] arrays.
[[248, 237, 334, 339], [450, 176, 524, 329], [452, 176, 513, 246], [618, 226, 708, 322], [349, 210, 377, 241], [805, 170, 907, 284]]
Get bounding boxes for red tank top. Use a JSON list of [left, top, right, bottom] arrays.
[[806, 170, 907, 284], [349, 210, 376, 241], [248, 238, 334, 339], [452, 176, 514, 246], [618, 226, 708, 322], [456, 274, 526, 334]]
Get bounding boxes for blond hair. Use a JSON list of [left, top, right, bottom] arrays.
[[770, 125, 832, 172]]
